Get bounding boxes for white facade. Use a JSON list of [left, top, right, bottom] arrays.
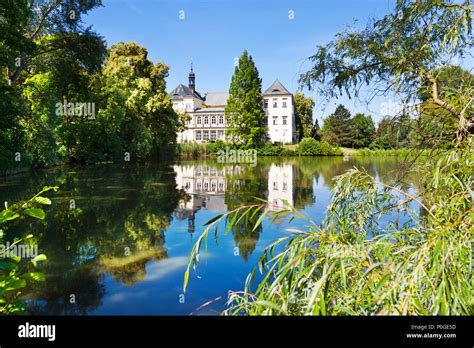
[[171, 69, 296, 144], [267, 164, 294, 210], [264, 95, 295, 144]]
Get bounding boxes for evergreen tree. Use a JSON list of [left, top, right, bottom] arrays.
[[320, 104, 352, 147], [225, 51, 267, 148], [310, 118, 321, 140]]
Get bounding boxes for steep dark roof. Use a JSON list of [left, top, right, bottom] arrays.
[[263, 79, 291, 96], [170, 84, 203, 100]]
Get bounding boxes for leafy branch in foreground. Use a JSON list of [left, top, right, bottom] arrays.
[[184, 144, 472, 315], [0, 186, 58, 314]]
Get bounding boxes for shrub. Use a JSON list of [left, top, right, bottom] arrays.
[[257, 143, 283, 156], [298, 138, 341, 156]]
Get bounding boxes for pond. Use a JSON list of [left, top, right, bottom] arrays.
[[0, 156, 419, 315]]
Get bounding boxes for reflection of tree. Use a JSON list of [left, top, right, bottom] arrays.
[[224, 164, 269, 261], [1, 162, 181, 314], [101, 247, 167, 286]]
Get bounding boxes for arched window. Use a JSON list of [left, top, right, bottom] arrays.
[[218, 115, 224, 124], [204, 116, 209, 125], [211, 116, 216, 124], [197, 116, 202, 124]]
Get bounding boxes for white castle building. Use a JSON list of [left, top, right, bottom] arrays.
[[170, 66, 296, 144]]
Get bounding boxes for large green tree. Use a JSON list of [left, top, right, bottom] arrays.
[[225, 50, 267, 148], [95, 42, 178, 162], [294, 92, 315, 141], [299, 0, 473, 145], [320, 104, 352, 147], [350, 113, 375, 148]]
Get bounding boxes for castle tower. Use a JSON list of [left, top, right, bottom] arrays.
[[188, 63, 195, 93]]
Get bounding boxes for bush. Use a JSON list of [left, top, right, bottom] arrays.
[[298, 138, 341, 156], [257, 143, 283, 156]]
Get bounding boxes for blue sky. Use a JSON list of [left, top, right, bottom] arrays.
[[82, 0, 466, 123]]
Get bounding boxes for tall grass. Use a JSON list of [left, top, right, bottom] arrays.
[[176, 143, 217, 159], [183, 142, 472, 315], [353, 148, 426, 157]]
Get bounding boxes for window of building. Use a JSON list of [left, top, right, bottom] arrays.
[[283, 182, 288, 191], [218, 115, 224, 124], [210, 130, 217, 141], [195, 131, 202, 141], [204, 181, 209, 190], [204, 116, 209, 125], [197, 116, 202, 125], [196, 181, 202, 190], [273, 181, 278, 190], [282, 98, 288, 108], [211, 181, 216, 191], [203, 131, 209, 141], [273, 116, 278, 125], [218, 130, 224, 139], [211, 116, 216, 124], [264, 99, 268, 108], [273, 98, 278, 108], [282, 116, 287, 125]]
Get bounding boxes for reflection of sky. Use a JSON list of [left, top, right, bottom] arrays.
[[92, 159, 419, 315]]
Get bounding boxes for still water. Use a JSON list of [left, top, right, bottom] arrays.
[[0, 156, 417, 315]]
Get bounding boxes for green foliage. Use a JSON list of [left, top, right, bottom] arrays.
[[93, 42, 179, 162], [351, 113, 375, 148], [0, 186, 57, 314], [225, 50, 267, 148], [320, 104, 353, 147], [294, 92, 315, 141], [298, 138, 342, 156], [185, 0, 473, 317], [370, 114, 412, 150], [257, 143, 283, 156]]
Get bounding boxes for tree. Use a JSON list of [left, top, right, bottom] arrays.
[[350, 113, 375, 148], [414, 65, 474, 148], [299, 0, 473, 145], [310, 118, 321, 140], [225, 50, 267, 148], [294, 92, 315, 141], [96, 42, 178, 162], [6, 0, 104, 86], [320, 104, 352, 147]]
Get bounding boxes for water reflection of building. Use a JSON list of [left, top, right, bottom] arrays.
[[174, 163, 299, 231], [267, 164, 294, 210], [173, 165, 234, 234]]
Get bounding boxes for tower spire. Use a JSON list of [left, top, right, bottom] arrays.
[[188, 62, 195, 93]]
